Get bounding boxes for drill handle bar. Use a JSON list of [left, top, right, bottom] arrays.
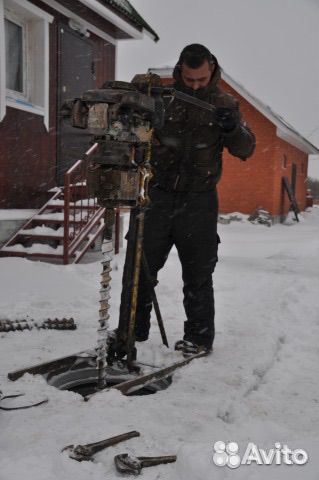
[[149, 87, 218, 115]]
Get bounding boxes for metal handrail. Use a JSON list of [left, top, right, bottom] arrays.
[[63, 143, 100, 264]]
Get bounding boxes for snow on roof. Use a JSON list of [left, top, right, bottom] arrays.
[[104, 0, 159, 41], [79, 0, 159, 41]]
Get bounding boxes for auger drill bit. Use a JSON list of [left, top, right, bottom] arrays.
[[0, 318, 76, 332], [97, 208, 115, 389]]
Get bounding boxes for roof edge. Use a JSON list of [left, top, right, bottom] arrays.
[[222, 70, 319, 155], [79, 0, 143, 40], [107, 0, 159, 42], [40, 0, 117, 44]]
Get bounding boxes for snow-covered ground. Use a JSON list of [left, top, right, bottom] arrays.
[[0, 208, 318, 480]]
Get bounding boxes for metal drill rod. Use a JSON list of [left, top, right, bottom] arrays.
[[141, 252, 168, 347], [150, 87, 218, 114], [126, 207, 145, 369], [111, 351, 207, 395], [126, 134, 153, 367]]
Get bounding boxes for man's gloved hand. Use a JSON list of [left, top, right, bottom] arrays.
[[215, 107, 239, 132]]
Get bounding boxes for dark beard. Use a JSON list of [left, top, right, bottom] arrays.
[[176, 83, 211, 100]]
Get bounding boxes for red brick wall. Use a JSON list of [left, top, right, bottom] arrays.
[[272, 138, 308, 214], [217, 80, 308, 216], [218, 82, 277, 215]]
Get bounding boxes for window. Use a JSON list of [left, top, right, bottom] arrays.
[[5, 18, 24, 93], [0, 0, 53, 129]]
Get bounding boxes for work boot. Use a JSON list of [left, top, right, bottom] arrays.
[[135, 318, 150, 342], [135, 326, 149, 342], [135, 333, 149, 342], [174, 340, 212, 357]]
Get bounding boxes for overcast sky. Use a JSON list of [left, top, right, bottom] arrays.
[[117, 0, 318, 177]]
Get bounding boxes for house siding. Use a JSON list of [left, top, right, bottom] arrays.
[[0, 1, 115, 208], [0, 12, 58, 209], [92, 32, 115, 86], [0, 105, 56, 208]]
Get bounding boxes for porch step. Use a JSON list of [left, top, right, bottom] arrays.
[[18, 225, 64, 241], [18, 233, 64, 241], [32, 215, 88, 224], [0, 186, 105, 264], [1, 244, 66, 259], [46, 202, 97, 210]]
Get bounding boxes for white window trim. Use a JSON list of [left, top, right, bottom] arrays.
[[6, 0, 53, 22], [0, 0, 53, 130]]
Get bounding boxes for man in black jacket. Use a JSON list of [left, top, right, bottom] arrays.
[[135, 44, 255, 355]]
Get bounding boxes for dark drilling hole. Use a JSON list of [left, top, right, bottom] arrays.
[[44, 356, 172, 396]]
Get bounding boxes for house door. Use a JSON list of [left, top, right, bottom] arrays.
[[57, 25, 95, 185]]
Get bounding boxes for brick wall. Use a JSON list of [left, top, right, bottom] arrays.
[[272, 138, 308, 215], [218, 80, 308, 216]]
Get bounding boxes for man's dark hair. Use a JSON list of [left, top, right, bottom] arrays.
[[178, 43, 215, 69]]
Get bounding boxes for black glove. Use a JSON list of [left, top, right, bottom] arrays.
[[215, 107, 239, 132]]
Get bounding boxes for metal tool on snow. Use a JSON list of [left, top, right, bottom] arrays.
[[0, 317, 76, 332], [62, 431, 140, 462], [109, 351, 207, 395], [114, 453, 177, 475]]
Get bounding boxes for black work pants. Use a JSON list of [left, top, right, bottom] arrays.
[[135, 186, 219, 349]]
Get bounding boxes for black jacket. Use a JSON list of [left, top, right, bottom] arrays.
[[150, 62, 256, 191]]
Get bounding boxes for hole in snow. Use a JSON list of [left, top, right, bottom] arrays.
[[44, 354, 172, 396]]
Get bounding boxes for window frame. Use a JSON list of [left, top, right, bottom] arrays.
[[0, 0, 53, 130]]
